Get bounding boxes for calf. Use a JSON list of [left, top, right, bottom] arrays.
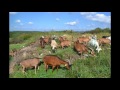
[[98, 38, 111, 46], [77, 37, 90, 45], [20, 58, 40, 74], [43, 55, 70, 72], [59, 36, 67, 43], [40, 36, 45, 48], [60, 40, 71, 49], [51, 39, 58, 53], [74, 40, 95, 57], [88, 35, 102, 53], [43, 36, 51, 45]]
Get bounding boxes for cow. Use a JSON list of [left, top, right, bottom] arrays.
[[43, 36, 51, 45], [20, 58, 41, 74], [77, 37, 90, 45], [60, 40, 71, 49], [74, 40, 95, 57], [40, 36, 45, 48], [88, 35, 102, 53], [98, 38, 111, 46], [43, 55, 70, 72], [59, 36, 67, 43], [51, 38, 58, 53]]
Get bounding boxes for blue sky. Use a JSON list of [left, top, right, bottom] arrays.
[[9, 12, 111, 31]]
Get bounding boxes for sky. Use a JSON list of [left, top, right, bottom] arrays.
[[9, 12, 111, 31]]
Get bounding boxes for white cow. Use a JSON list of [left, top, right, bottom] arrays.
[[88, 35, 102, 53], [51, 39, 58, 53]]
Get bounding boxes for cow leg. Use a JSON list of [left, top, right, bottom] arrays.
[[52, 66, 56, 72], [44, 63, 48, 72], [22, 66, 25, 74], [37, 65, 39, 70], [57, 66, 59, 72], [35, 65, 37, 74], [81, 52, 83, 58]]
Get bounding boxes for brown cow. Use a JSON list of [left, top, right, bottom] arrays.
[[77, 37, 90, 45], [74, 40, 95, 57], [60, 40, 71, 49], [43, 55, 70, 72], [20, 58, 40, 74], [43, 36, 51, 45], [40, 37, 45, 48], [98, 38, 111, 46], [59, 36, 67, 43]]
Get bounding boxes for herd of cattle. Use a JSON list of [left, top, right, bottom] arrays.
[[10, 34, 111, 74]]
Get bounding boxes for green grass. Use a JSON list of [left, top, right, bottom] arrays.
[[9, 30, 111, 78], [9, 43, 26, 51]]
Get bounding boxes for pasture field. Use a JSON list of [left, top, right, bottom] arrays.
[[9, 29, 111, 78]]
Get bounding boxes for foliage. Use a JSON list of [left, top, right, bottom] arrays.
[[84, 28, 111, 34]]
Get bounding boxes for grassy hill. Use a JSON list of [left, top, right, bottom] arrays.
[[9, 28, 111, 78]]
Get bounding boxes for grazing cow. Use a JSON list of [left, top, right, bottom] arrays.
[[60, 40, 71, 49], [77, 37, 90, 45], [40, 36, 45, 48], [20, 58, 41, 74], [43, 36, 51, 45], [43, 55, 70, 72], [98, 38, 111, 46], [74, 40, 95, 57], [88, 35, 102, 53], [59, 36, 67, 43], [51, 38, 58, 53]]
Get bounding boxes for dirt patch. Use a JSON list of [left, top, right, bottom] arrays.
[[9, 40, 41, 74], [9, 39, 53, 74]]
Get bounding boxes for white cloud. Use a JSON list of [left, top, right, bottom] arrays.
[[9, 12, 17, 14], [28, 22, 33, 24], [65, 21, 78, 26], [56, 18, 60, 21], [86, 14, 111, 23], [80, 12, 111, 23], [16, 20, 21, 23], [80, 12, 96, 15]]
